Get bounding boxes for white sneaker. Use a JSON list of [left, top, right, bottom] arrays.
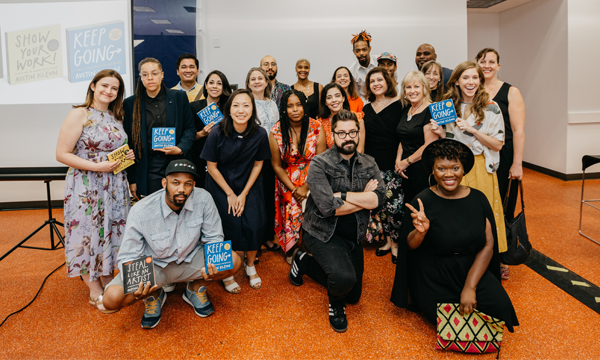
[[162, 283, 176, 293]]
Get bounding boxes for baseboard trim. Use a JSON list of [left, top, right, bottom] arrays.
[[0, 200, 63, 211], [523, 162, 600, 181]]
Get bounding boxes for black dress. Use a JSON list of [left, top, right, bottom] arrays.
[[292, 82, 320, 119], [494, 82, 518, 221], [396, 107, 432, 204], [200, 124, 272, 251], [390, 188, 519, 332], [189, 99, 211, 188], [363, 100, 403, 172]]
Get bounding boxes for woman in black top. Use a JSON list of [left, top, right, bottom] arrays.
[[395, 71, 440, 206], [291, 58, 322, 119], [189, 70, 232, 188], [476, 48, 526, 280], [362, 67, 404, 263], [390, 139, 518, 335]]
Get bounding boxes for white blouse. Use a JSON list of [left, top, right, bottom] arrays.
[[446, 102, 505, 173], [255, 99, 280, 133]]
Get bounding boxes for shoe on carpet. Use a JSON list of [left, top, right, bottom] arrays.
[[141, 289, 166, 329], [183, 285, 215, 317], [375, 248, 391, 257], [329, 302, 347, 333], [222, 276, 241, 294], [500, 265, 510, 280], [289, 248, 305, 286]]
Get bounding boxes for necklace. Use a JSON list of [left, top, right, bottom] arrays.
[[407, 100, 424, 121]]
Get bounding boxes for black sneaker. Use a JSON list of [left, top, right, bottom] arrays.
[[329, 302, 347, 333], [288, 249, 305, 286]]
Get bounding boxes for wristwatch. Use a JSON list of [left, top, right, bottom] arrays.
[[341, 191, 347, 201], [406, 156, 412, 165]]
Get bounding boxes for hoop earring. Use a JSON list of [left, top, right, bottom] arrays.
[[428, 173, 433, 187]]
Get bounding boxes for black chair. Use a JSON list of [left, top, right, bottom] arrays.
[[579, 155, 600, 245]]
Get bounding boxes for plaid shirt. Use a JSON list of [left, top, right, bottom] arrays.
[[117, 188, 223, 270]]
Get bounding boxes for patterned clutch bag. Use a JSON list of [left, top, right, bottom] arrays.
[[436, 303, 505, 353]]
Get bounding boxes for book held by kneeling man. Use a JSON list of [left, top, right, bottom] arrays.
[[429, 99, 457, 125], [121, 256, 156, 294], [152, 127, 176, 149], [204, 240, 234, 272], [197, 103, 224, 126], [107, 143, 134, 174]]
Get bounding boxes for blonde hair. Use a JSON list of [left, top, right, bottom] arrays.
[[400, 71, 431, 107]]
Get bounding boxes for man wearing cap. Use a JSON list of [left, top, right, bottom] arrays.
[[103, 159, 242, 329], [377, 52, 401, 95]]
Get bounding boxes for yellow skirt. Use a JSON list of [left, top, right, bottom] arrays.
[[461, 154, 508, 253]]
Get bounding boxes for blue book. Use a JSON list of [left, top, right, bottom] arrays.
[[204, 240, 234, 272], [197, 103, 224, 126], [429, 99, 458, 125], [65, 20, 127, 83], [152, 127, 176, 149]]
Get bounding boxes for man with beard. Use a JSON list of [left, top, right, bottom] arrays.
[[103, 159, 242, 329], [289, 110, 385, 333], [260, 55, 290, 110], [349, 30, 378, 102], [415, 43, 453, 87]]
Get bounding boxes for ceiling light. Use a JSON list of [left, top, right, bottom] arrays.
[[133, 6, 156, 12], [151, 20, 172, 24], [165, 29, 184, 34]]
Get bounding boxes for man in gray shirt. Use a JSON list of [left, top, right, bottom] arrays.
[[103, 159, 241, 329]]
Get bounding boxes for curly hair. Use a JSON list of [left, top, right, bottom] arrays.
[[442, 61, 489, 123], [426, 140, 471, 172]]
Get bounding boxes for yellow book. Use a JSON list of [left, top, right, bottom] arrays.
[[107, 144, 134, 174]]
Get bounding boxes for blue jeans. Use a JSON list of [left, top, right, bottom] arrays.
[[303, 231, 364, 304]]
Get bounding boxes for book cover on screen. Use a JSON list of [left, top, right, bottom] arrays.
[[429, 99, 457, 125], [205, 240, 234, 272], [107, 143, 134, 174], [197, 103, 224, 126], [121, 256, 156, 294], [66, 21, 126, 83], [5, 24, 63, 85], [152, 127, 176, 149]]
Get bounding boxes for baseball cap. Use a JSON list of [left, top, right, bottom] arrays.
[[377, 52, 397, 64], [165, 159, 198, 178]]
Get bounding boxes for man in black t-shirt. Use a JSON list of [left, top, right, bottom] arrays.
[[289, 110, 385, 333]]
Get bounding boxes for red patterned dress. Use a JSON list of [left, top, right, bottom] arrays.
[[319, 111, 364, 149], [271, 118, 321, 252]]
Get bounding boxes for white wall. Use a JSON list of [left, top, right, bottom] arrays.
[[499, 0, 569, 174], [467, 13, 500, 60], [199, 0, 468, 88], [566, 0, 600, 173]]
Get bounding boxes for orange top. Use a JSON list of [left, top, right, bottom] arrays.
[[348, 96, 364, 113]]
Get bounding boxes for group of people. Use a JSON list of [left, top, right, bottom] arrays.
[[55, 29, 524, 343]]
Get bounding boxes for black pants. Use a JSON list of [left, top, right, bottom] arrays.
[[147, 152, 170, 195], [498, 140, 519, 222], [303, 231, 364, 304]]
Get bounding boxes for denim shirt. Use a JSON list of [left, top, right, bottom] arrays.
[[302, 147, 385, 243], [117, 188, 224, 271]]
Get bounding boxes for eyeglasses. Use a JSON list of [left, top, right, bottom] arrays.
[[141, 71, 162, 79], [262, 62, 277, 68], [333, 130, 358, 139]]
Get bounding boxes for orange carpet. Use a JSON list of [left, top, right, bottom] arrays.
[[1, 168, 600, 359]]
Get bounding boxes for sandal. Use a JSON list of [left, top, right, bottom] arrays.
[[244, 264, 262, 290], [89, 294, 119, 314], [264, 241, 281, 251], [222, 276, 241, 294], [500, 265, 510, 280]]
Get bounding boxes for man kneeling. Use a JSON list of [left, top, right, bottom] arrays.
[[289, 110, 385, 332], [103, 159, 242, 328]]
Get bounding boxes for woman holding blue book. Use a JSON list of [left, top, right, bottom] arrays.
[[201, 89, 272, 293], [190, 70, 233, 188]]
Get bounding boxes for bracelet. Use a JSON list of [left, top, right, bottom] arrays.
[[406, 157, 412, 165]]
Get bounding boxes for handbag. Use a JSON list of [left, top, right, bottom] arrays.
[[500, 181, 531, 265], [436, 303, 504, 353]]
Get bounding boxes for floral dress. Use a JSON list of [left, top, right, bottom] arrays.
[[272, 118, 321, 252], [63, 108, 130, 281], [319, 111, 364, 149]]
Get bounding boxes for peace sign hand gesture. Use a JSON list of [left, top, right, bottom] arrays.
[[404, 198, 430, 234]]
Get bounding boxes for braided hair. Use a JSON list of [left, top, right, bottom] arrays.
[[279, 89, 310, 158], [132, 57, 163, 158]]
